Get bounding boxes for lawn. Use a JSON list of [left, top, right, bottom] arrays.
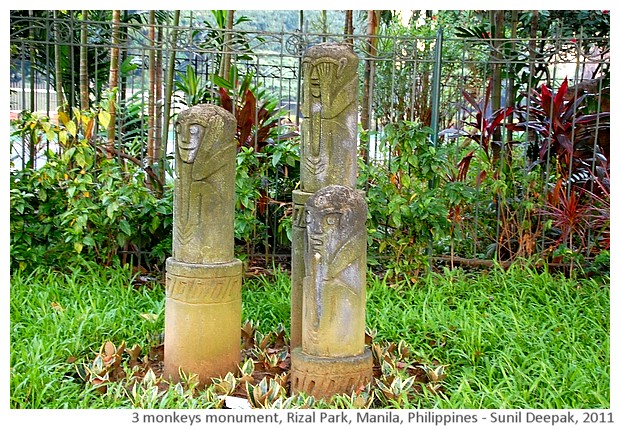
[[10, 262, 609, 408]]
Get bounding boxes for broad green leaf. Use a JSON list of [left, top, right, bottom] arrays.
[[106, 202, 120, 219], [66, 120, 77, 137], [271, 151, 282, 168], [119, 219, 132, 236], [98, 110, 111, 129], [392, 211, 402, 228], [401, 173, 411, 189], [74, 242, 83, 254], [72, 107, 81, 124], [58, 110, 70, 126], [155, 204, 170, 215], [59, 130, 67, 145], [150, 215, 161, 232], [75, 150, 87, 168], [45, 128, 56, 142]]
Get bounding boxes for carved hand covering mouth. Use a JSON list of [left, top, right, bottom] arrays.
[[306, 207, 344, 262], [305, 57, 345, 98], [304, 186, 366, 269], [302, 43, 358, 94]]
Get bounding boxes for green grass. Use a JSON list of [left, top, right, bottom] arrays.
[[365, 266, 610, 408], [10, 263, 166, 408], [10, 262, 609, 408]]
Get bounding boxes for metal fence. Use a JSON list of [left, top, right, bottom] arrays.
[[10, 11, 610, 270]]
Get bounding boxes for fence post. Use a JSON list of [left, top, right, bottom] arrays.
[[430, 28, 443, 152], [427, 28, 443, 267]]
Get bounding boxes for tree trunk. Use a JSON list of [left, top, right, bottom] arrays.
[[154, 28, 163, 173], [490, 10, 505, 162], [53, 10, 66, 113], [505, 11, 518, 143], [28, 10, 36, 168], [344, 10, 353, 45], [147, 11, 156, 171], [107, 10, 121, 157], [79, 10, 89, 111], [162, 10, 181, 187], [361, 10, 379, 133], [528, 11, 539, 145], [219, 10, 234, 80], [119, 11, 129, 106]]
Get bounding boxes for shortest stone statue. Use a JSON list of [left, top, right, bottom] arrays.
[[173, 104, 237, 265], [164, 104, 242, 386], [290, 185, 372, 399]]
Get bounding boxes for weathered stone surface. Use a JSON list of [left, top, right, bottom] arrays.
[[164, 259, 242, 384], [173, 104, 237, 264], [300, 42, 359, 193], [290, 189, 312, 348], [302, 185, 367, 357], [165, 258, 242, 304], [291, 43, 360, 350], [290, 347, 373, 400], [291, 44, 371, 399], [164, 104, 241, 385]]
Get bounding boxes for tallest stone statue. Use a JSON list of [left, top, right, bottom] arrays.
[[299, 42, 359, 193], [291, 43, 360, 349], [290, 43, 372, 400]]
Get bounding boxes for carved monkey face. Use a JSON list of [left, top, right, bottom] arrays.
[[176, 122, 205, 163], [306, 205, 348, 261]]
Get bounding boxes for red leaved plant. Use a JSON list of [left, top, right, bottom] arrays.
[[507, 77, 610, 181]]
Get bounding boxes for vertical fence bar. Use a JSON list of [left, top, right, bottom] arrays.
[[28, 11, 36, 168], [455, 36, 468, 259], [162, 11, 181, 182], [427, 28, 443, 267], [19, 41, 26, 169], [429, 29, 443, 155]]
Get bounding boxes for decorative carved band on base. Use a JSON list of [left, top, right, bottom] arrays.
[[289, 347, 373, 400], [164, 257, 242, 385], [165, 258, 242, 304]]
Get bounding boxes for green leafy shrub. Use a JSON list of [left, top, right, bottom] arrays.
[[235, 138, 300, 258], [362, 121, 475, 279], [10, 108, 172, 271], [10, 149, 172, 271]]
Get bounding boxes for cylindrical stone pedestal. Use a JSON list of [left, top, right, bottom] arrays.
[[290, 348, 373, 400], [163, 258, 242, 385]]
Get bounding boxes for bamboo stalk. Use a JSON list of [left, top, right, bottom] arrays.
[[107, 10, 121, 158], [79, 10, 89, 111]]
